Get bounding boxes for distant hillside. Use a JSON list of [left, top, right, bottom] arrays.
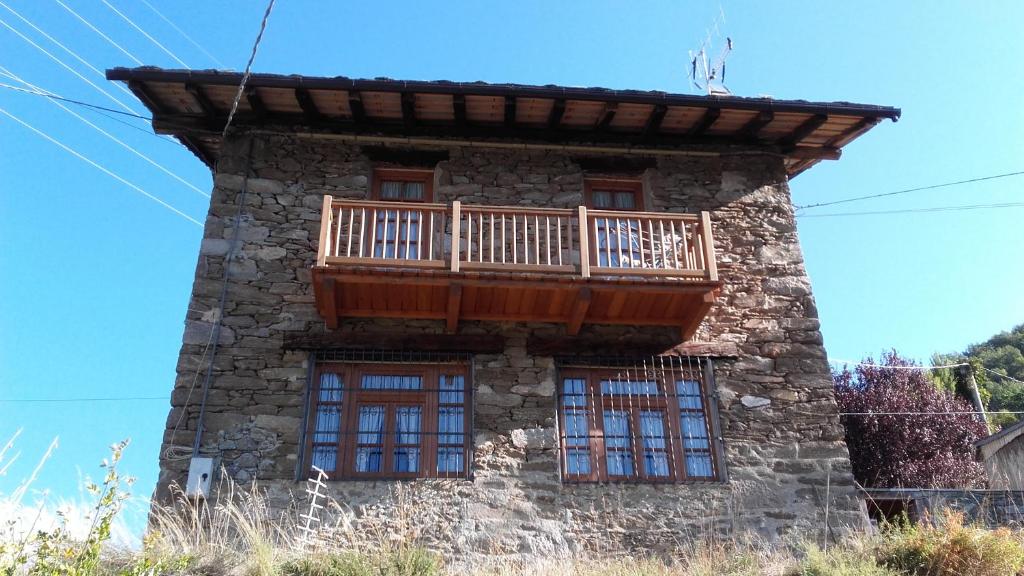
[[932, 323, 1024, 427]]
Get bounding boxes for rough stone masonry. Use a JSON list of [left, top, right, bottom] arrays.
[[160, 131, 865, 557]]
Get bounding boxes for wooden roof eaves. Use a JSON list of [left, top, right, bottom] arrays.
[[106, 67, 902, 120]]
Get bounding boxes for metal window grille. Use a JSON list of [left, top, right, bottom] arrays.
[[555, 354, 727, 484]]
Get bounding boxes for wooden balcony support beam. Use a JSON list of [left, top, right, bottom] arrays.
[[446, 283, 463, 333], [680, 291, 715, 341], [567, 286, 592, 336], [780, 114, 828, 150], [185, 83, 217, 118], [321, 277, 339, 329], [595, 102, 617, 131]]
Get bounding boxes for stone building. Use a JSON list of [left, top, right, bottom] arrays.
[[108, 67, 899, 554]]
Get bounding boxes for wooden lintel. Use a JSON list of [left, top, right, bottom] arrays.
[[452, 94, 467, 127], [321, 277, 339, 329], [401, 92, 417, 128], [566, 287, 592, 336], [740, 110, 774, 139], [788, 146, 841, 161], [548, 98, 566, 128], [185, 83, 217, 118], [245, 86, 267, 118], [780, 114, 828, 149], [688, 107, 721, 136], [446, 284, 463, 333], [595, 102, 618, 131], [504, 95, 517, 127], [680, 291, 716, 341], [284, 332, 506, 353], [642, 104, 668, 139], [528, 336, 739, 358], [295, 88, 322, 121], [348, 91, 366, 123]]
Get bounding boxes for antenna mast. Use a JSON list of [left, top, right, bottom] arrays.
[[688, 8, 733, 96]]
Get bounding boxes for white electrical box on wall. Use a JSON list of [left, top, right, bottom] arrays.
[[185, 456, 214, 498]]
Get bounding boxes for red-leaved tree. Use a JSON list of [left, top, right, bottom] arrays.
[[834, 350, 988, 488]]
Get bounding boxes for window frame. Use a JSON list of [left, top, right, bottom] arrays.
[[556, 364, 720, 484], [303, 361, 471, 480], [371, 168, 435, 203], [584, 178, 644, 211]]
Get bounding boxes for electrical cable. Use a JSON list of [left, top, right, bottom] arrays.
[[53, 0, 143, 66], [0, 104, 202, 226], [0, 14, 143, 115], [0, 67, 208, 197], [0, 0, 139, 102], [100, 0, 189, 69], [798, 201, 1024, 218], [139, 0, 226, 69], [796, 170, 1024, 211], [220, 0, 275, 140]]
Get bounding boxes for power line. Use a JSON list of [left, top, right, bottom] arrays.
[[100, 0, 189, 69], [798, 201, 1024, 218], [53, 0, 143, 66], [980, 366, 1024, 386], [139, 0, 226, 69], [0, 13, 142, 115], [0, 104, 202, 226], [0, 67, 208, 198], [0, 0, 139, 103], [221, 0, 276, 140], [0, 396, 167, 403], [0, 81, 149, 119], [796, 170, 1024, 211], [830, 360, 968, 370]]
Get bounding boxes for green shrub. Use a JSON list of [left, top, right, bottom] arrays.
[[788, 545, 895, 576], [281, 547, 439, 576], [877, 511, 1024, 576]]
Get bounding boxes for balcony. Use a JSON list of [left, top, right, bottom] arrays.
[[312, 197, 721, 338]]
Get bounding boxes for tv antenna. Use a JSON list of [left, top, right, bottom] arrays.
[[688, 7, 733, 96]]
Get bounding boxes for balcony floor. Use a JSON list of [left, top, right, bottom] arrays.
[[312, 266, 720, 338]]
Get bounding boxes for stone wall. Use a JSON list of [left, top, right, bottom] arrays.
[[160, 132, 865, 556]]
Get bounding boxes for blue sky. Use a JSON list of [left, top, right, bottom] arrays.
[[1, 0, 1022, 519]]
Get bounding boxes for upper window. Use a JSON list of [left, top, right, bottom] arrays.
[[558, 359, 720, 483], [372, 168, 434, 202], [585, 178, 643, 211], [305, 362, 470, 479]]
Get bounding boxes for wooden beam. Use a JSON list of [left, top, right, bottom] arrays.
[[788, 146, 841, 160], [185, 83, 217, 118], [680, 291, 715, 341], [295, 88, 322, 121], [780, 114, 828, 149], [504, 95, 516, 127], [642, 104, 668, 139], [825, 116, 880, 148], [688, 107, 721, 136], [347, 90, 366, 123], [528, 336, 739, 357], [245, 86, 266, 118], [446, 284, 463, 333], [452, 94, 466, 127], [284, 331, 505, 353], [401, 92, 417, 128], [595, 102, 617, 131], [321, 277, 339, 329], [566, 287, 592, 336], [740, 110, 774, 139], [127, 80, 165, 114], [548, 98, 566, 129]]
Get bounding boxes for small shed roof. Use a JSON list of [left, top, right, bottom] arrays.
[[975, 420, 1024, 460], [106, 67, 900, 176]]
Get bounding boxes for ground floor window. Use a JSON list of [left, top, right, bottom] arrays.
[[557, 356, 723, 483], [304, 357, 471, 479]]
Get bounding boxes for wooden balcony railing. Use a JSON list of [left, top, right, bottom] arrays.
[[316, 197, 718, 282]]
